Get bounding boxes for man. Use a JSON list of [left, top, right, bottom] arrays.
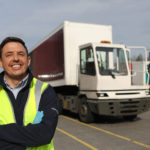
[[0, 37, 58, 150]]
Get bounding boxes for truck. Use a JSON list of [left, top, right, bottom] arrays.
[[30, 21, 150, 123]]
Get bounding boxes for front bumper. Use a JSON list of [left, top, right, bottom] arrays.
[[87, 98, 150, 116]]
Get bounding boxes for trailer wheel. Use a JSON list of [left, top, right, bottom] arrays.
[[57, 95, 63, 115], [79, 97, 94, 123], [123, 115, 137, 121]]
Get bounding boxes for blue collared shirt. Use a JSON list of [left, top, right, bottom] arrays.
[[4, 74, 29, 99]]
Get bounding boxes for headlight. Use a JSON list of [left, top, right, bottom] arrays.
[[96, 93, 108, 97]]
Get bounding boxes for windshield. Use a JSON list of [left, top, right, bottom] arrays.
[[96, 47, 128, 76]]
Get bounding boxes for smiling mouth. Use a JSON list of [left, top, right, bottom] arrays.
[[12, 64, 21, 69]]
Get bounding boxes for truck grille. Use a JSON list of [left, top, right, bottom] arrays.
[[97, 99, 150, 116], [115, 92, 140, 95]]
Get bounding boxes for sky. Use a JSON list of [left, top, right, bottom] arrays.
[[0, 0, 150, 52]]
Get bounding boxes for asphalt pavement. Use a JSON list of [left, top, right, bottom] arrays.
[[54, 110, 150, 150]]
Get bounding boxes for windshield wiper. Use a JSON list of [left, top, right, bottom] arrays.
[[108, 70, 115, 79]]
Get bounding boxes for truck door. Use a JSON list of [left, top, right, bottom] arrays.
[[127, 46, 148, 85], [79, 46, 97, 91]]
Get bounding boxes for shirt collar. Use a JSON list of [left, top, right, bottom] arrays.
[[4, 74, 29, 90]]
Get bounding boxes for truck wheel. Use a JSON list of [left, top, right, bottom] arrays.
[[79, 98, 94, 123], [123, 115, 137, 121], [57, 96, 63, 115]]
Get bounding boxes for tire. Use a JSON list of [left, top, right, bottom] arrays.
[[57, 95, 63, 115], [123, 115, 137, 121], [78, 97, 94, 123]]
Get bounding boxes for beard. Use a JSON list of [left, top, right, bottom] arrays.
[[5, 68, 28, 81]]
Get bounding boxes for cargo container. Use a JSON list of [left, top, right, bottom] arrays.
[[30, 21, 150, 123]]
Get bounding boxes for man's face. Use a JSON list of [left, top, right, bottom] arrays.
[[0, 42, 31, 80]]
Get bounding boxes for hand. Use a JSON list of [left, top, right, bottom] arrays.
[[33, 111, 44, 124]]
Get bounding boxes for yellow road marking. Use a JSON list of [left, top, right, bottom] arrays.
[[57, 127, 98, 150], [61, 115, 150, 149], [61, 115, 131, 141], [133, 141, 150, 149]]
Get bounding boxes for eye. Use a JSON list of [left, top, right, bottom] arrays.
[[6, 52, 12, 57], [19, 52, 25, 56]]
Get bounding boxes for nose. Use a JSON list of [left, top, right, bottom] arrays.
[[13, 53, 19, 61]]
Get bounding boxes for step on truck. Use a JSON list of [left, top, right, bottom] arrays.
[[30, 21, 150, 123]]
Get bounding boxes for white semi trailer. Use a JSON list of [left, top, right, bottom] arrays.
[[30, 21, 150, 123]]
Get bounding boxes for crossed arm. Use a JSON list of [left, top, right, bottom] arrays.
[[0, 86, 58, 149]]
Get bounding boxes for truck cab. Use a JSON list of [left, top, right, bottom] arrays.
[[80, 42, 130, 91], [78, 42, 150, 122]]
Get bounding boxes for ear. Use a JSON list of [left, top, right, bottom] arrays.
[[0, 58, 3, 68], [27, 56, 31, 67]]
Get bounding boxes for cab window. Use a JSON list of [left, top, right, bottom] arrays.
[[80, 47, 96, 75]]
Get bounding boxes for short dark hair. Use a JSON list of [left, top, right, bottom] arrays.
[[0, 36, 28, 58]]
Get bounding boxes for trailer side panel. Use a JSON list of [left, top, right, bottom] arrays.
[[32, 29, 64, 81]]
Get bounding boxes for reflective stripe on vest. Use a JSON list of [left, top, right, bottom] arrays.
[[0, 78, 54, 150]]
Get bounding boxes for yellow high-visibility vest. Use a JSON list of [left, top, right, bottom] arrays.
[[0, 78, 54, 150]]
